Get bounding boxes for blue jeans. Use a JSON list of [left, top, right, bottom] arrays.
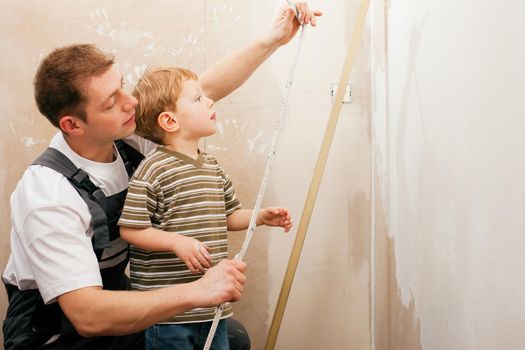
[[146, 319, 229, 350]]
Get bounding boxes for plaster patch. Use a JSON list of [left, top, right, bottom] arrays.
[[255, 141, 271, 155], [247, 131, 263, 155], [123, 64, 147, 85], [373, 171, 422, 349], [168, 47, 184, 57], [88, 9, 154, 50], [215, 120, 224, 136], [206, 144, 228, 152], [115, 27, 151, 48], [20, 136, 45, 149]]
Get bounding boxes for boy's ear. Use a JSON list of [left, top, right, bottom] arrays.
[[158, 112, 180, 133], [58, 116, 84, 136]]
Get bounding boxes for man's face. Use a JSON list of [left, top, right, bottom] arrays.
[[82, 65, 138, 143], [175, 79, 217, 140]]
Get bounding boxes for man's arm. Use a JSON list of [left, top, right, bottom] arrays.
[[12, 179, 245, 338], [200, 2, 322, 102], [58, 258, 246, 337]]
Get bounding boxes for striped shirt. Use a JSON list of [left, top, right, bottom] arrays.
[[118, 147, 241, 323]]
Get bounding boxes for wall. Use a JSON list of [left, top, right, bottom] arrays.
[[371, 0, 525, 349], [11, 0, 521, 348], [0, 1, 372, 349]]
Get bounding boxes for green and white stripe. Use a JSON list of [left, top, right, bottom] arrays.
[[118, 147, 240, 323]]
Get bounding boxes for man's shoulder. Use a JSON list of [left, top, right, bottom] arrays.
[[121, 134, 157, 156], [11, 165, 85, 220], [17, 164, 68, 195]]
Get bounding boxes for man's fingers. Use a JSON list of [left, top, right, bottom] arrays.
[[231, 279, 244, 301], [221, 259, 247, 276], [293, 2, 323, 26], [227, 266, 245, 302], [284, 6, 296, 23], [198, 260, 246, 303]]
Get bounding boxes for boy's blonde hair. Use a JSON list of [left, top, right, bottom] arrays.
[[133, 66, 198, 144]]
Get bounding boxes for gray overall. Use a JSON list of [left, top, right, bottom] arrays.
[[2, 141, 250, 350]]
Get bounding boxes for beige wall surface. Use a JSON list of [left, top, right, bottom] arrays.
[[1, 1, 371, 349], [371, 0, 525, 349]]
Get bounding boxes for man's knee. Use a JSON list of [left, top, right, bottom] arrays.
[[227, 318, 250, 350]]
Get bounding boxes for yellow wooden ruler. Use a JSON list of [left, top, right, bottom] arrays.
[[264, 0, 371, 348]]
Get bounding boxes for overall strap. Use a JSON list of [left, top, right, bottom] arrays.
[[115, 140, 145, 177], [32, 148, 110, 249]]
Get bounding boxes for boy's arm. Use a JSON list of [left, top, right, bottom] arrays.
[[120, 226, 212, 274], [226, 209, 255, 231], [119, 173, 211, 273], [120, 225, 181, 252], [226, 207, 292, 232], [200, 3, 322, 102], [57, 259, 246, 337]]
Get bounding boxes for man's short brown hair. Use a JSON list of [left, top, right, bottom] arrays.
[[34, 44, 115, 128], [132, 66, 198, 144]]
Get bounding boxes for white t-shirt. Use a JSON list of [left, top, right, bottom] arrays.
[[2, 132, 155, 304]]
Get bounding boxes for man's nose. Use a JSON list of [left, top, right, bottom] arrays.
[[123, 91, 138, 111]]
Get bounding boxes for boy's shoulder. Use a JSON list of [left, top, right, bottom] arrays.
[[201, 151, 218, 163], [203, 153, 228, 171], [133, 148, 173, 178]]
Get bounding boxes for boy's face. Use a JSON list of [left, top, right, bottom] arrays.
[[82, 65, 138, 143], [175, 79, 217, 139]]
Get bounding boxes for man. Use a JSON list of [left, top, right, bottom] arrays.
[[2, 3, 321, 349]]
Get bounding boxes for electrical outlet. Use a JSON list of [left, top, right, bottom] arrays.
[[330, 84, 351, 104]]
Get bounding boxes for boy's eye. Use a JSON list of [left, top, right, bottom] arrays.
[[196, 95, 201, 102]]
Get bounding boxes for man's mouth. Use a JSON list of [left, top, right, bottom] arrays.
[[124, 114, 136, 125]]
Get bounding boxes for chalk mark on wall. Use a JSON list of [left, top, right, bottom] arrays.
[[9, 123, 45, 150], [211, 5, 235, 23], [82, 4, 255, 154], [247, 131, 263, 155], [88, 8, 154, 49]]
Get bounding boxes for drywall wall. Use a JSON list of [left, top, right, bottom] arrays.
[[0, 1, 372, 348], [371, 0, 525, 349]]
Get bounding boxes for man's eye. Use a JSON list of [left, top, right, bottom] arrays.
[[106, 99, 116, 110]]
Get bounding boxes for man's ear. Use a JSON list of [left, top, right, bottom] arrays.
[[158, 112, 180, 133], [58, 116, 84, 136]]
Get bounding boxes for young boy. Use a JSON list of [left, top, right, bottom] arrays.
[[117, 66, 292, 350]]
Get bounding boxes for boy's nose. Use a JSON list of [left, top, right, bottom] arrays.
[[207, 97, 214, 108]]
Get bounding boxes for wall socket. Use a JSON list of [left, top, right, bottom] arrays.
[[330, 84, 351, 104]]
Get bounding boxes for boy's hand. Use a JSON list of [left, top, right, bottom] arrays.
[[172, 236, 212, 274], [257, 207, 293, 232], [267, 2, 323, 47]]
